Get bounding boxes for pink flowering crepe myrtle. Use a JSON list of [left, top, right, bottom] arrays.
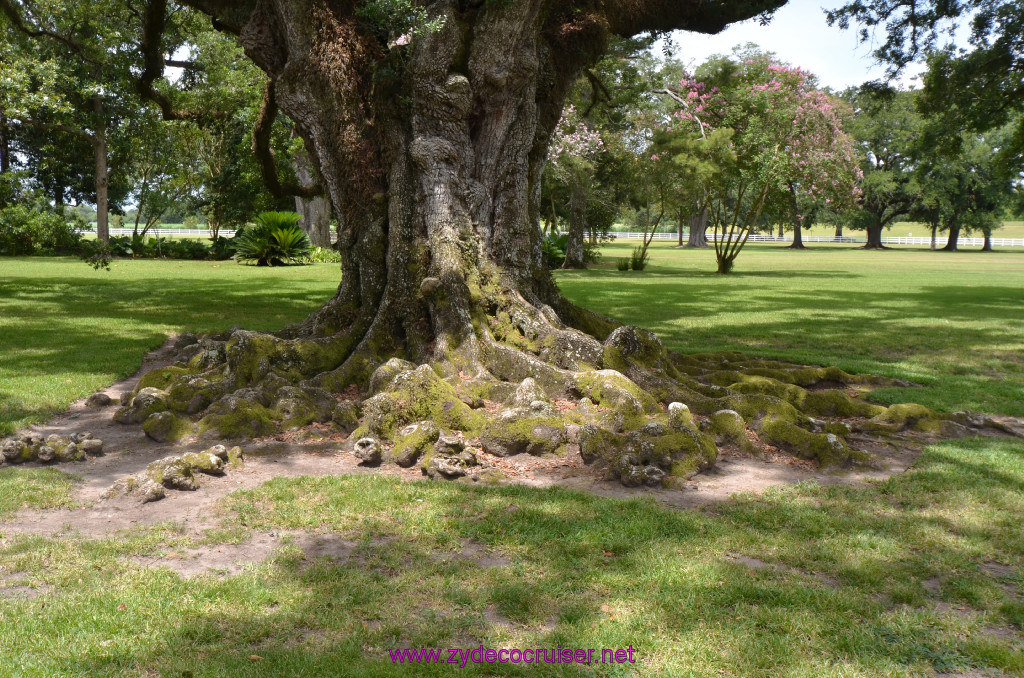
[[674, 55, 863, 216]]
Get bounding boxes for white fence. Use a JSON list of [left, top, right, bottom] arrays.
[[590, 232, 1024, 247], [104, 228, 238, 238]]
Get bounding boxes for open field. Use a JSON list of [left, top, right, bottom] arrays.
[[1, 248, 1023, 676], [559, 242, 1024, 417], [0, 258, 339, 436]]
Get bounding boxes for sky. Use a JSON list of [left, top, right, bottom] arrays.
[[668, 0, 926, 91]]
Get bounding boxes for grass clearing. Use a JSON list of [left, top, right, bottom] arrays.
[[1, 438, 1023, 676], [0, 247, 1023, 675], [0, 257, 339, 436], [558, 242, 1024, 416]]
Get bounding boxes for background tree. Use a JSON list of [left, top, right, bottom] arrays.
[[674, 51, 861, 272], [839, 86, 924, 249], [547, 104, 603, 269]]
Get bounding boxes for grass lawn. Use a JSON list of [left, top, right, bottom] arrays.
[[558, 242, 1024, 417], [1, 249, 1023, 676], [0, 257, 340, 436]]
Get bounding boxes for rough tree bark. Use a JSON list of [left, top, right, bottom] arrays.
[[563, 182, 586, 268], [292, 141, 332, 248], [685, 207, 709, 248], [109, 0, 978, 488], [833, 223, 843, 240], [864, 221, 887, 249]]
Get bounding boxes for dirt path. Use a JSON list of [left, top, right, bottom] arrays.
[[1, 338, 928, 539]]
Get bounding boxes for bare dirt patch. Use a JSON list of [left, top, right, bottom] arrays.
[[125, 531, 364, 578]]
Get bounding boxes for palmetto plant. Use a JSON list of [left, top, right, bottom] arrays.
[[234, 212, 312, 266]]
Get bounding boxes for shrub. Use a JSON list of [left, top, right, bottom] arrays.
[[234, 211, 312, 266], [107, 236, 135, 257], [0, 205, 84, 255], [616, 257, 631, 271], [582, 239, 602, 264], [629, 246, 649, 271], [308, 246, 341, 263], [167, 239, 211, 260], [542, 232, 567, 268], [209, 235, 239, 260]]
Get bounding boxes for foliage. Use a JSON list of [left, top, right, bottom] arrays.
[[629, 245, 649, 271], [670, 49, 862, 271], [233, 212, 312, 267], [307, 246, 342, 264], [541, 232, 568, 268], [828, 0, 1024, 164], [836, 86, 925, 241], [0, 205, 83, 255], [616, 257, 631, 271], [209, 236, 239, 261]]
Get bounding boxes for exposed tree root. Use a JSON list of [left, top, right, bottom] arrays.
[[103, 271, 1020, 490]]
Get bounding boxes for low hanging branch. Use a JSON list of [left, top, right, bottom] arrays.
[[582, 68, 613, 117], [252, 81, 321, 200]]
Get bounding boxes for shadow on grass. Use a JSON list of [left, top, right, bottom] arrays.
[[13, 438, 1022, 676], [0, 273, 336, 433], [559, 269, 1024, 415]]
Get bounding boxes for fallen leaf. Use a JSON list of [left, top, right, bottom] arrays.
[[248, 655, 264, 662]]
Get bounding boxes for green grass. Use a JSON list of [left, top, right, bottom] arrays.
[[1, 438, 1023, 676], [802, 220, 1024, 240], [558, 242, 1024, 416], [0, 468, 78, 517], [1, 248, 1024, 675], [0, 257, 339, 436]]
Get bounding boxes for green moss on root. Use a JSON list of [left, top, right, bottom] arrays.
[[199, 402, 277, 440], [759, 416, 862, 467], [136, 366, 195, 393], [480, 416, 566, 457]]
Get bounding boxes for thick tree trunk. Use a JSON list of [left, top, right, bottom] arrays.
[[109, 0, 950, 489], [834, 223, 843, 240], [942, 222, 961, 251], [563, 182, 586, 268], [292, 141, 333, 248], [677, 206, 684, 247], [982, 231, 993, 251], [864, 222, 887, 250], [930, 223, 937, 250], [686, 208, 709, 248]]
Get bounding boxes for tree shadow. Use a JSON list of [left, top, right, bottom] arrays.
[[25, 438, 1024, 676]]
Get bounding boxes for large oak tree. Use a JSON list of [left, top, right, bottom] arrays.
[[8, 0, 971, 485]]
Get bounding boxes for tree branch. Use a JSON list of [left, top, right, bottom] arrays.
[[0, 0, 102, 65], [582, 69, 613, 117], [252, 81, 320, 200], [601, 0, 788, 38], [653, 88, 707, 139]]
